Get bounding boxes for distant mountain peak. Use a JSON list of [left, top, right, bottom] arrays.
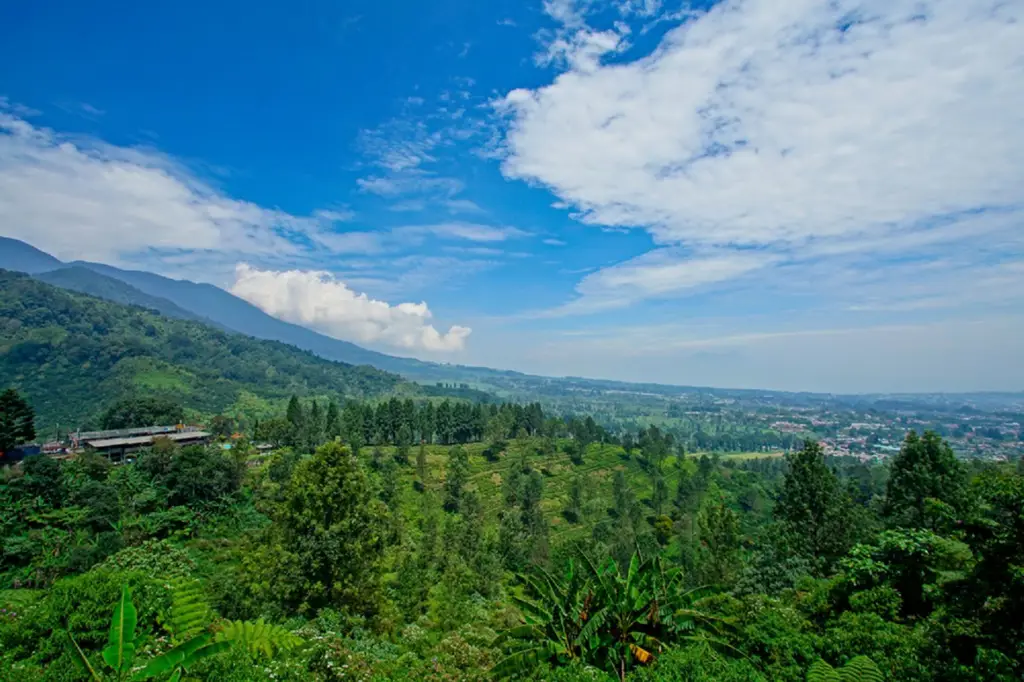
[[0, 236, 65, 274]]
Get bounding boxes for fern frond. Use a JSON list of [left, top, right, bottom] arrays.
[[167, 578, 214, 642], [214, 618, 302, 659], [807, 654, 883, 682], [839, 655, 884, 682], [807, 659, 842, 682]]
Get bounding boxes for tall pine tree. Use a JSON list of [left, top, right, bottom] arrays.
[[443, 445, 469, 512], [0, 388, 35, 453]]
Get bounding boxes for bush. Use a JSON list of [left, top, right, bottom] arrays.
[[0, 568, 169, 677], [629, 645, 766, 681], [95, 538, 198, 579]]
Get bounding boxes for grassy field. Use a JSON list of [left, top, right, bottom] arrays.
[[721, 451, 786, 461]]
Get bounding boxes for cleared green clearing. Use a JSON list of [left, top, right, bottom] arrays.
[[721, 451, 786, 461]]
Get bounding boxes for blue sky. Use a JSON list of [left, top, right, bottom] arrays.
[[1, 0, 1023, 392]]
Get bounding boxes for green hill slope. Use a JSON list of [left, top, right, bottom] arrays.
[[34, 266, 217, 327], [0, 270, 404, 431]]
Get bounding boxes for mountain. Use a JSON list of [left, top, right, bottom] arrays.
[[0, 237, 437, 374], [0, 236, 64, 274], [0, 270, 404, 430], [69, 260, 422, 373], [35, 266, 216, 327]]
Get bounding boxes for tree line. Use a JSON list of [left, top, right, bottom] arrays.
[[253, 395, 610, 453]]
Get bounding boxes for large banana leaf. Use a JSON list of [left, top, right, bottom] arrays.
[[102, 585, 137, 674], [131, 635, 231, 680]]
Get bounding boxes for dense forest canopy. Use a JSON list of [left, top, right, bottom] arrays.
[[2, 381, 1023, 681]]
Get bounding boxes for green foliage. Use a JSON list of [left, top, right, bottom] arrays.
[[130, 634, 230, 681], [0, 387, 35, 453], [214, 618, 303, 659], [497, 550, 727, 681], [445, 445, 470, 513], [2, 376, 1021, 682], [100, 397, 184, 430], [87, 585, 138, 677], [137, 444, 243, 508], [96, 541, 197, 581], [0, 271, 401, 430], [696, 491, 742, 586], [270, 441, 388, 615], [884, 431, 969, 530], [806, 655, 883, 682], [840, 529, 969, 619], [629, 643, 766, 681], [0, 570, 168, 678], [775, 441, 858, 574], [166, 579, 215, 642]]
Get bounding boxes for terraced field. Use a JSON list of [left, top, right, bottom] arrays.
[[360, 439, 783, 544]]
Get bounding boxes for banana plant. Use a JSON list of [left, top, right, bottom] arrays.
[[492, 558, 592, 677], [70, 585, 230, 682], [494, 550, 729, 681]]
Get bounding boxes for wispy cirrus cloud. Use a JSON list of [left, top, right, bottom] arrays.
[[356, 82, 495, 215], [501, 0, 1024, 316], [542, 248, 776, 315], [397, 222, 527, 242]]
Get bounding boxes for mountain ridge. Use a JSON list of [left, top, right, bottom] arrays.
[[1, 238, 1021, 406], [0, 269, 404, 429], [35, 266, 218, 327]]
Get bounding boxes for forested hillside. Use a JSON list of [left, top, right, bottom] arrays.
[[34, 267, 215, 327], [3, 382, 1023, 680], [0, 270, 402, 430]]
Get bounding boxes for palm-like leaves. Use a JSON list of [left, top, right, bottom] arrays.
[[807, 656, 884, 682], [495, 550, 729, 681], [131, 635, 230, 681], [492, 559, 591, 677], [166, 578, 214, 642], [70, 583, 302, 681]]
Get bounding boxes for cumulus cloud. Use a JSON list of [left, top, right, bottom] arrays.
[[0, 111, 345, 268], [230, 264, 472, 352], [502, 0, 1024, 312]]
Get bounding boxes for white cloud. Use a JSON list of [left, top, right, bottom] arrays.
[[444, 198, 484, 214], [312, 208, 355, 223], [503, 0, 1024, 310], [547, 249, 775, 314], [357, 172, 464, 198], [396, 222, 528, 242], [0, 111, 345, 268], [230, 264, 472, 352]]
